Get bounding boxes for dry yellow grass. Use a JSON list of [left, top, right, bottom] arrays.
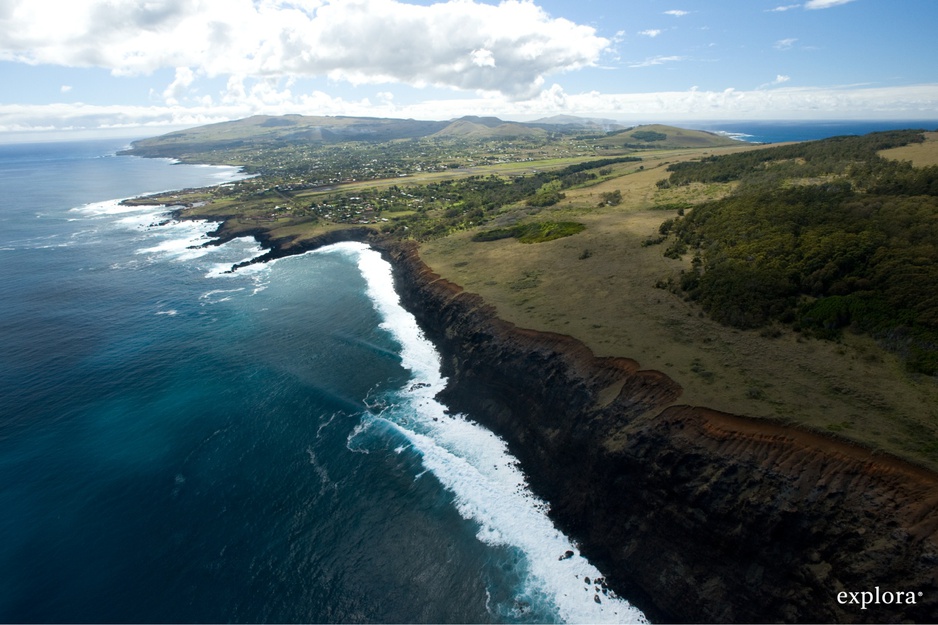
[[420, 144, 938, 470], [880, 131, 938, 167]]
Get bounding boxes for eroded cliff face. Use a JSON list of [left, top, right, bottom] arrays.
[[377, 239, 938, 624]]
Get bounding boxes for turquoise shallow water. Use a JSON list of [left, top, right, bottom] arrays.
[[0, 140, 645, 623], [3, 120, 931, 622]]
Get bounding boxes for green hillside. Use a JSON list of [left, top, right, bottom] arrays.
[[127, 117, 739, 163], [432, 119, 547, 139], [596, 124, 741, 150], [127, 114, 451, 158], [657, 129, 938, 374]]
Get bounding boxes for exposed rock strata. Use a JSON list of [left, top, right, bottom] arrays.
[[377, 238, 938, 624], [206, 223, 938, 622]]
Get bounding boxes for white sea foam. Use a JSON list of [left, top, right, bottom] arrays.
[[199, 287, 247, 305], [204, 239, 268, 280], [69, 193, 269, 275], [330, 241, 647, 624], [69, 197, 215, 261], [713, 130, 756, 142], [71, 198, 163, 217], [135, 222, 218, 261]]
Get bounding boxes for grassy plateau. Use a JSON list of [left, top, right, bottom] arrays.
[[126, 117, 938, 471]]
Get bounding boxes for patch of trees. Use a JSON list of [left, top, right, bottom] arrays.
[[662, 130, 927, 187], [599, 190, 622, 206], [527, 180, 565, 207], [472, 221, 586, 244], [381, 157, 642, 239], [658, 130, 938, 374], [631, 130, 667, 142], [555, 156, 642, 174]]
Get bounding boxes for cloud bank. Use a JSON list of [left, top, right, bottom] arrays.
[[0, 0, 930, 140], [0, 0, 609, 99], [4, 82, 938, 138]]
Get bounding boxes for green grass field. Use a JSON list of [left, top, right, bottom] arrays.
[[421, 139, 938, 470], [139, 122, 938, 471]]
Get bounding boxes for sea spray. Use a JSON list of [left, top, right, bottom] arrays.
[[3, 137, 643, 622], [330, 241, 648, 624]]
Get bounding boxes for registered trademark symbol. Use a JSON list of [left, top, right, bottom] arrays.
[[919, 592, 924, 597]]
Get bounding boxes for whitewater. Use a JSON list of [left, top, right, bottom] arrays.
[[0, 139, 646, 623], [338, 241, 647, 623]]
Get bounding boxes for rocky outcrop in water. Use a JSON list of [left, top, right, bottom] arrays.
[[377, 239, 938, 624]]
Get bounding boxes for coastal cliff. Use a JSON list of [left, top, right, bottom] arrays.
[[375, 238, 938, 623]]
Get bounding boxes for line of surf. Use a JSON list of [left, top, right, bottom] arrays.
[[326, 241, 647, 624], [70, 197, 267, 273]]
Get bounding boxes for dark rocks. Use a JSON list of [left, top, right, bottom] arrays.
[[225, 230, 938, 623], [378, 239, 938, 624]]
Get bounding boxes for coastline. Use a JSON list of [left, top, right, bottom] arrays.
[[198, 218, 938, 621], [376, 238, 938, 623]]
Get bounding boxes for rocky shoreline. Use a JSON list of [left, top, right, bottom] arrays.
[[216, 224, 938, 622], [374, 238, 938, 623]]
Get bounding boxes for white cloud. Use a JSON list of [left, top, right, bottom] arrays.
[[222, 75, 247, 105], [60, 85, 72, 93], [0, 0, 608, 100], [470, 49, 496, 68], [804, 0, 856, 8], [162, 67, 195, 105], [663, 10, 689, 17], [629, 55, 685, 68], [539, 83, 938, 122], [758, 74, 792, 89], [775, 38, 798, 50], [767, 4, 802, 11], [638, 29, 663, 38], [4, 83, 938, 138]]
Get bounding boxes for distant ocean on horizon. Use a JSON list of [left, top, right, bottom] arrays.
[[686, 119, 938, 144], [0, 120, 933, 623]]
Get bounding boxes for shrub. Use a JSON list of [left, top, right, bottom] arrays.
[[472, 221, 586, 244]]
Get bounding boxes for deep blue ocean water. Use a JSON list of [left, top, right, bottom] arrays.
[[688, 119, 938, 144], [0, 140, 644, 623], [2, 121, 931, 622]]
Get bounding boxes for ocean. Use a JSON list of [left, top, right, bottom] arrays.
[[688, 119, 938, 144], [2, 120, 931, 623], [0, 139, 645, 623]]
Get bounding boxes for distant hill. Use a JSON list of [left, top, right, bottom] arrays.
[[530, 115, 626, 132], [433, 117, 547, 139], [596, 124, 741, 149], [129, 114, 578, 158], [125, 115, 738, 160], [127, 114, 451, 157]]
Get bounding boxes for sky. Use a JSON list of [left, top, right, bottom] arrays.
[[1, 0, 937, 140]]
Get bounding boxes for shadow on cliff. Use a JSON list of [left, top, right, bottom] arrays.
[[213, 225, 938, 623], [377, 238, 938, 624]]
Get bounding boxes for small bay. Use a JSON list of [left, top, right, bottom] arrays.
[[0, 139, 644, 623]]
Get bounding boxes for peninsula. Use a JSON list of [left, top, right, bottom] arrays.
[[124, 115, 938, 622]]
